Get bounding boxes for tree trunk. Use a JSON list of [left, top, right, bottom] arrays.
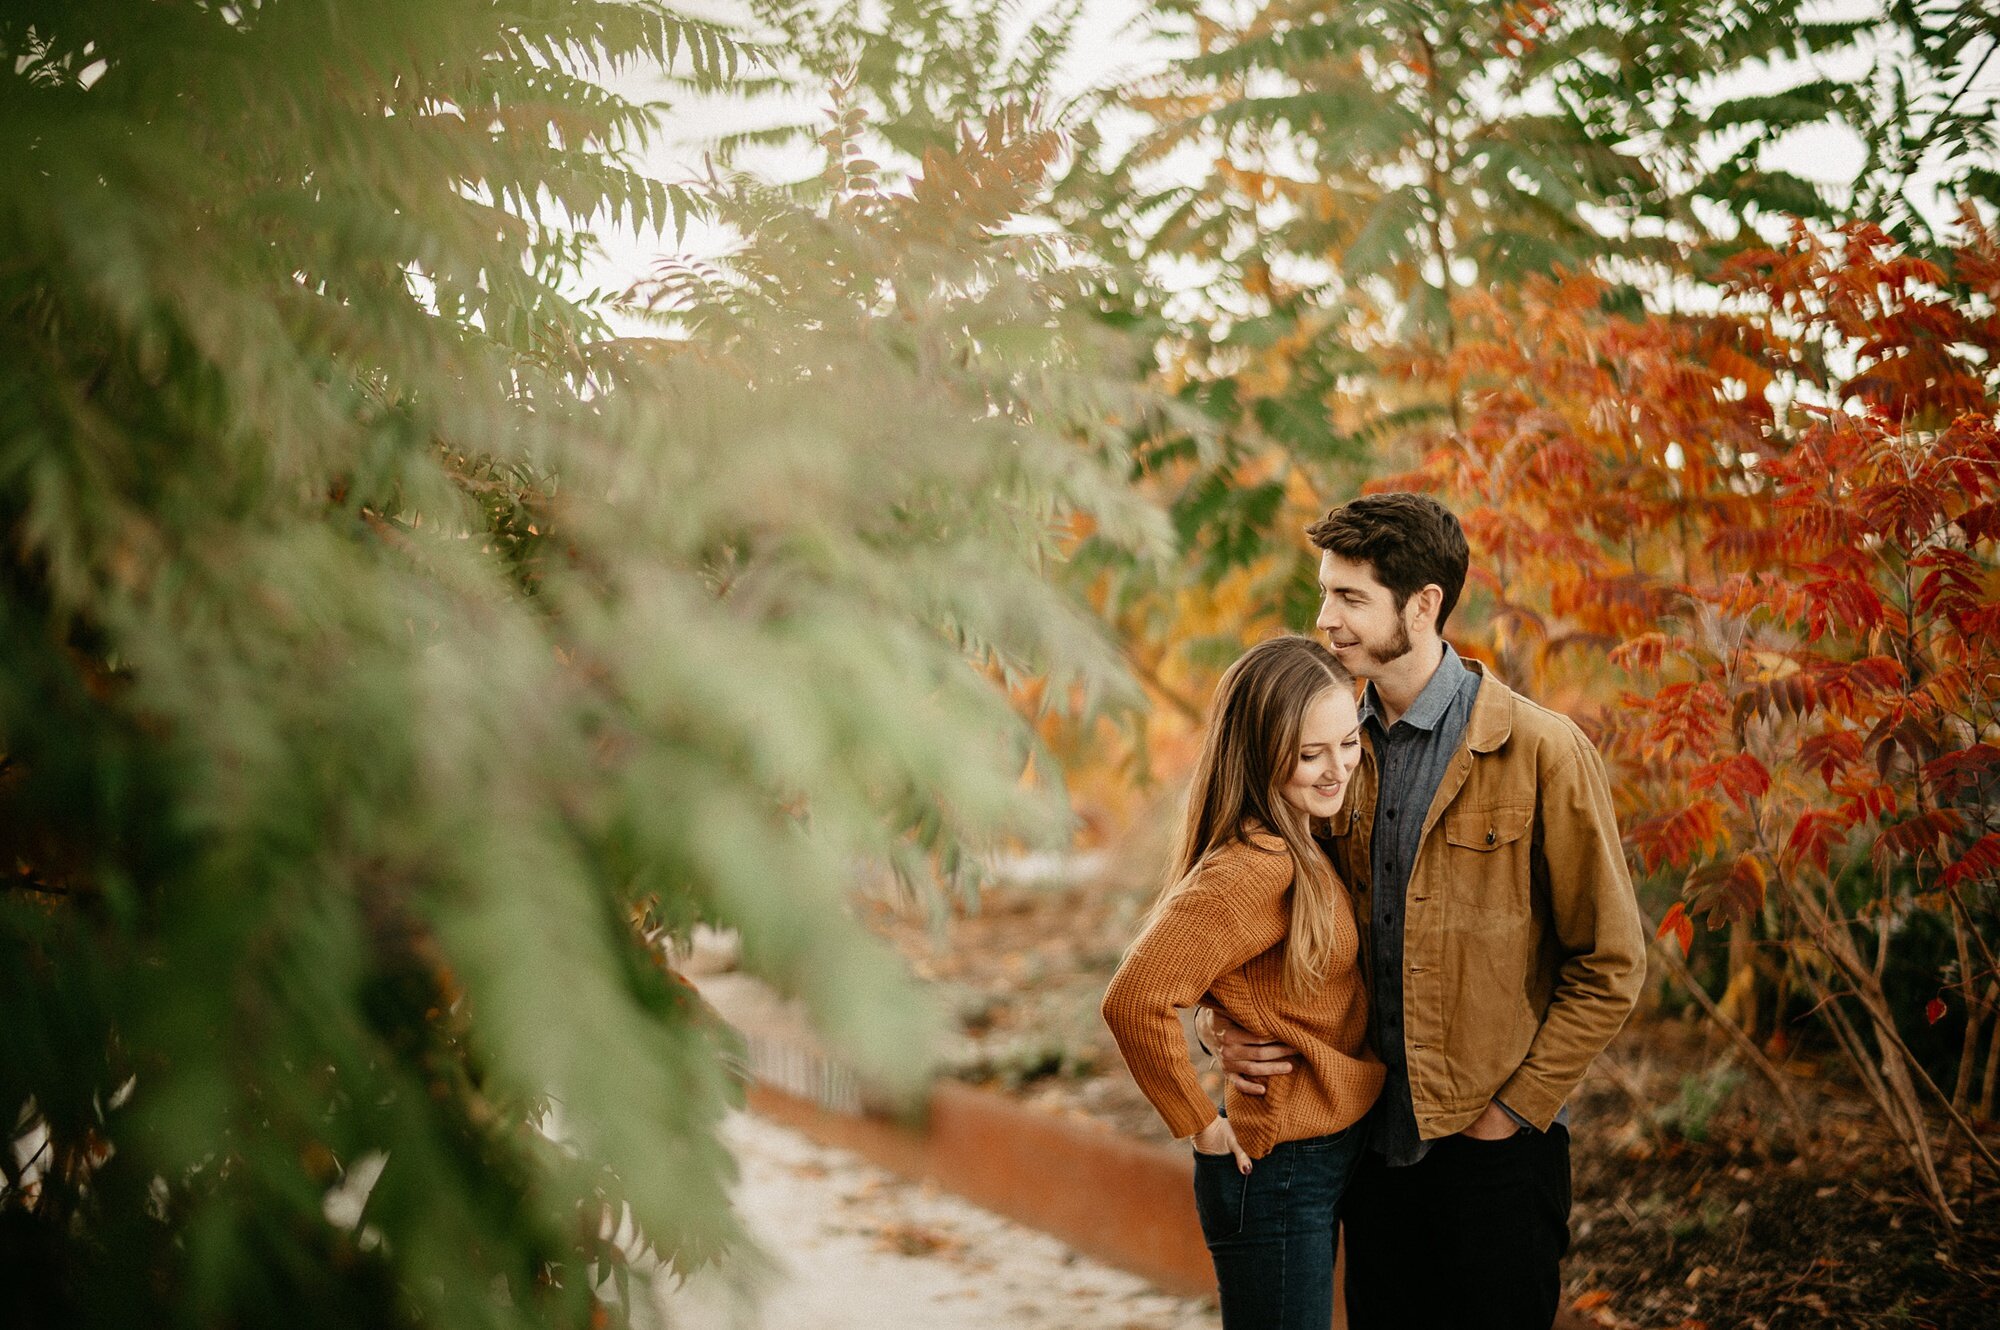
[[1717, 919, 1759, 1041], [1950, 916, 1984, 1116], [1798, 960, 1959, 1224], [1980, 988, 2000, 1122]]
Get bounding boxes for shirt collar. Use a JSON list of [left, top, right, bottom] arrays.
[[1358, 642, 1472, 733]]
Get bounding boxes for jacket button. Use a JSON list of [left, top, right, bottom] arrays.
[[1486, 829, 1496, 844]]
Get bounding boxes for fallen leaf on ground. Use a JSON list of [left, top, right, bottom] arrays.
[[872, 1220, 965, 1258]]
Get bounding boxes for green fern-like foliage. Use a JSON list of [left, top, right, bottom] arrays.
[[1846, 1, 2000, 250], [0, 4, 1166, 1327], [1092, 0, 1889, 343], [697, 0, 1094, 183]]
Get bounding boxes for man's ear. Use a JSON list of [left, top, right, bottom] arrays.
[[1409, 584, 1444, 633]]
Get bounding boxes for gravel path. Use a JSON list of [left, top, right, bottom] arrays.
[[652, 1112, 1221, 1330]]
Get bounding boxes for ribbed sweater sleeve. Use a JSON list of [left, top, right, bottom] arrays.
[[1100, 841, 1293, 1141]]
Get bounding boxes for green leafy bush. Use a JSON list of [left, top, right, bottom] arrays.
[[0, 3, 1166, 1325]]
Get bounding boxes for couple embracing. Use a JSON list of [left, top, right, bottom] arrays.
[[1102, 493, 1647, 1330]]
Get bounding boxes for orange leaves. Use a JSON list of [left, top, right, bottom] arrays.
[[1784, 808, 1853, 875], [1871, 808, 1967, 869], [1911, 547, 1987, 622], [1797, 730, 1863, 785], [1727, 657, 1902, 740], [1215, 161, 1285, 207], [1608, 630, 1669, 677], [1731, 673, 1820, 729], [1493, 0, 1559, 56], [1637, 682, 1727, 765], [1798, 570, 1886, 641], [1686, 854, 1768, 927], [1630, 797, 1725, 874], [1939, 833, 2000, 892], [1718, 221, 1994, 422], [1690, 752, 1771, 812], [1811, 655, 1907, 722], [1552, 571, 1679, 640], [1834, 782, 1897, 828], [1955, 500, 2000, 544], [1923, 743, 2000, 800], [1656, 901, 1695, 955], [1838, 655, 1907, 695], [1421, 219, 2000, 952]]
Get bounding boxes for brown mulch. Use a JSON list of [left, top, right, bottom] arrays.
[[860, 876, 2000, 1330]]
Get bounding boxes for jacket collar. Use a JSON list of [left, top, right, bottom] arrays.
[[1463, 661, 1514, 754]]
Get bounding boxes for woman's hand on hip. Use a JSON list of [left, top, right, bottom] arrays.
[[1191, 1116, 1252, 1174]]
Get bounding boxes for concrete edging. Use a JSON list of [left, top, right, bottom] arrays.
[[746, 1080, 1216, 1298]]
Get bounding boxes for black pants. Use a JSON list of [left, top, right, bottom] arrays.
[[1342, 1126, 1572, 1330]]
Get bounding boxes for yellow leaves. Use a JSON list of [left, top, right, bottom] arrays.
[[1281, 459, 1323, 515], [1126, 91, 1226, 123], [1166, 553, 1288, 653], [1215, 159, 1283, 205], [1055, 510, 1098, 556], [1745, 650, 1799, 681], [1235, 350, 1292, 398], [1235, 323, 1318, 401]]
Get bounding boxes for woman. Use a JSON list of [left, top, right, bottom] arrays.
[[1101, 634, 1383, 1330]]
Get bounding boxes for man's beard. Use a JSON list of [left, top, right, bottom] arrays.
[[1351, 615, 1412, 669]]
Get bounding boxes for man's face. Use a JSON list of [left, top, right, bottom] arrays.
[[1315, 550, 1411, 677]]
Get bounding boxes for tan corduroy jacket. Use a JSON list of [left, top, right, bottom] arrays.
[[1322, 664, 1646, 1138], [1101, 832, 1384, 1160]]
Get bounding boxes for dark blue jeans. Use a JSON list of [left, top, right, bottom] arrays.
[[1191, 1125, 1364, 1330]]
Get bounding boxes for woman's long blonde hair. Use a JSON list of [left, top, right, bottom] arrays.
[[1151, 634, 1355, 996]]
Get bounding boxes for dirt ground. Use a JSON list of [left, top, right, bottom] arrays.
[[862, 878, 2000, 1330]]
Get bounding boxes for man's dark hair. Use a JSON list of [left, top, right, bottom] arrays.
[[1305, 492, 1469, 632]]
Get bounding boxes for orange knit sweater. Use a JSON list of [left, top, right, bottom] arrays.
[[1101, 831, 1383, 1160]]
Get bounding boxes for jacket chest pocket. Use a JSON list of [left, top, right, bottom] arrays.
[[1440, 802, 1533, 917]]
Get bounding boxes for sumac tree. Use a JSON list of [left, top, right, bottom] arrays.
[[1386, 217, 2000, 1222]]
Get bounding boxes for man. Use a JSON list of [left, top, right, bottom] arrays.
[[1202, 492, 1646, 1329]]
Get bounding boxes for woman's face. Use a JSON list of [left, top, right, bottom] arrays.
[[1279, 686, 1363, 820]]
